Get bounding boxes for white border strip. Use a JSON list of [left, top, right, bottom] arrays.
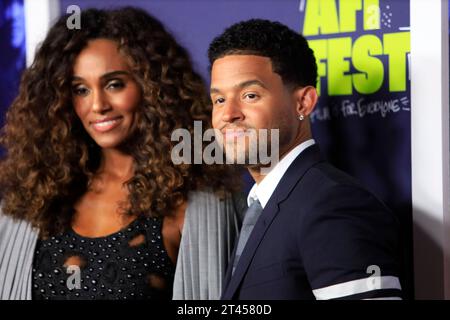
[[411, 0, 450, 299], [24, 0, 60, 67], [363, 297, 402, 300], [312, 276, 401, 300]]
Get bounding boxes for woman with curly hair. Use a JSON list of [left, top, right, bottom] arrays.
[[0, 7, 244, 300]]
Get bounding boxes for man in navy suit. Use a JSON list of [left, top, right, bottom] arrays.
[[208, 19, 402, 300]]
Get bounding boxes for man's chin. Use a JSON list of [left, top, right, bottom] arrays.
[[223, 156, 269, 173], [223, 153, 258, 166], [243, 163, 263, 170]]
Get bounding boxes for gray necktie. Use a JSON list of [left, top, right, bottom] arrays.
[[232, 198, 263, 275]]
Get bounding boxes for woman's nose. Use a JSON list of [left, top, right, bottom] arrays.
[[91, 90, 111, 114]]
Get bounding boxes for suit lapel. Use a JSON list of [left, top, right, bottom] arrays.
[[222, 195, 280, 299], [222, 145, 324, 299], [222, 238, 237, 295]]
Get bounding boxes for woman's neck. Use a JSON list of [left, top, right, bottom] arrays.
[[98, 148, 135, 181]]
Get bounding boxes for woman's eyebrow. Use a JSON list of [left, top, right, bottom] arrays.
[[100, 70, 131, 79], [71, 70, 131, 82]]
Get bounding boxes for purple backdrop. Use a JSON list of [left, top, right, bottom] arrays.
[[0, 0, 26, 127]]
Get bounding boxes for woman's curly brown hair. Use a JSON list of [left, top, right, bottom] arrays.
[[0, 7, 240, 238]]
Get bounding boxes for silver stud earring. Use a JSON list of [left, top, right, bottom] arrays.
[[298, 114, 304, 121]]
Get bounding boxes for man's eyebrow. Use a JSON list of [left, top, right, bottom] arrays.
[[71, 70, 131, 82], [210, 79, 267, 94], [237, 79, 267, 90], [210, 87, 221, 94]]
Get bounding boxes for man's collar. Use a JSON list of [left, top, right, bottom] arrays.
[[247, 139, 316, 208]]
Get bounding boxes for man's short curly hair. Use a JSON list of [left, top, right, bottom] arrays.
[[208, 19, 318, 88]]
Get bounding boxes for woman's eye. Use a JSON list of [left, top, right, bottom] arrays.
[[72, 86, 89, 96], [107, 80, 125, 90]]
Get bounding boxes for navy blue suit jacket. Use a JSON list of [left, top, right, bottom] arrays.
[[221, 145, 402, 300]]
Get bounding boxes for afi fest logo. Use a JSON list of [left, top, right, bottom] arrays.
[[301, 0, 410, 97]]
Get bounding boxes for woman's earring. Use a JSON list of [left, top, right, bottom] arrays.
[[298, 114, 304, 121]]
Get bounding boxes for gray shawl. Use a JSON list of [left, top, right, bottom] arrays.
[[0, 190, 245, 300]]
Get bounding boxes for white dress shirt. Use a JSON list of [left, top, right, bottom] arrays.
[[247, 139, 316, 208]]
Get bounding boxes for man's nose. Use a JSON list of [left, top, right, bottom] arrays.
[[221, 99, 244, 123]]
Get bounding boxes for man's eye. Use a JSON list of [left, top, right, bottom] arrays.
[[72, 86, 89, 96], [214, 97, 225, 105], [243, 93, 259, 100]]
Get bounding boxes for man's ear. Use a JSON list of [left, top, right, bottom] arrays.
[[294, 86, 318, 117]]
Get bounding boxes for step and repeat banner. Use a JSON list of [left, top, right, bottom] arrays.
[[300, 0, 412, 296], [1, 0, 413, 297]]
